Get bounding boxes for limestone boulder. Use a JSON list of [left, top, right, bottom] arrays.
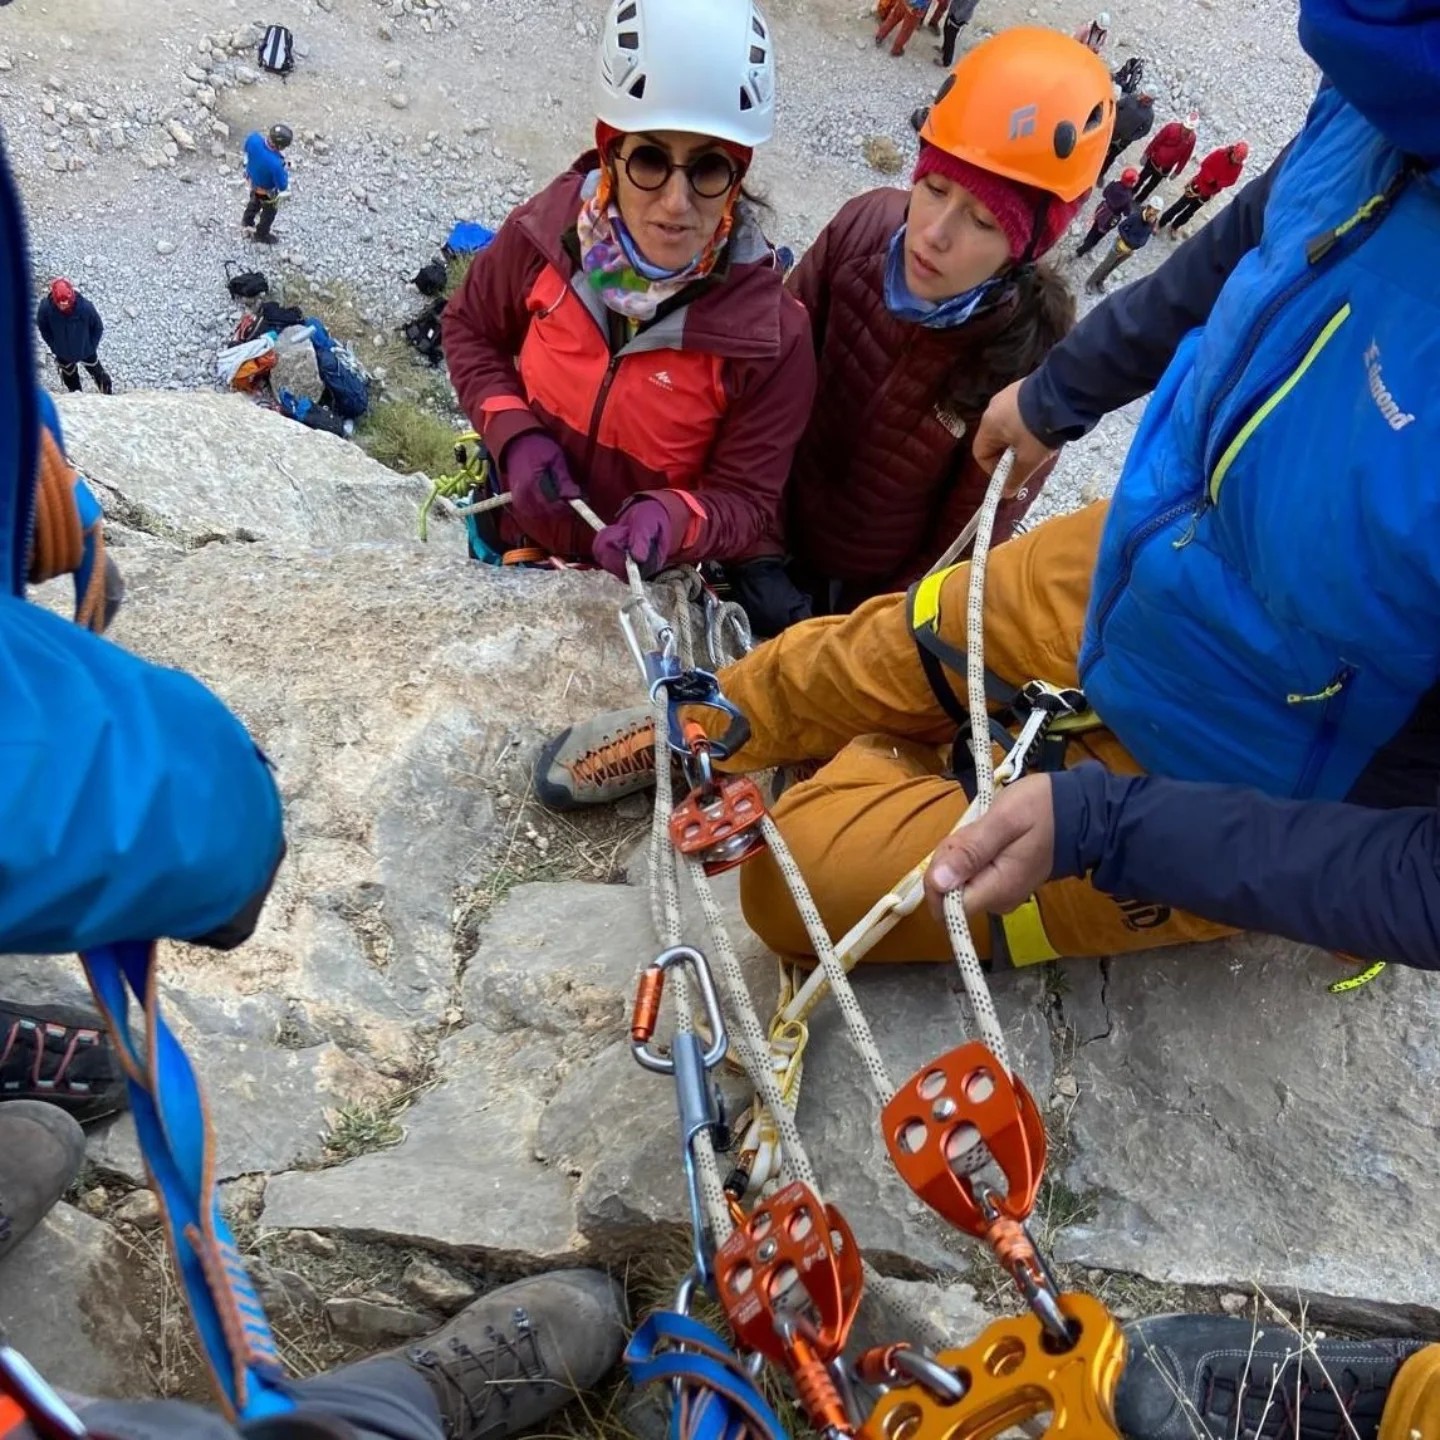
[[105, 539, 641, 1069], [0, 1206, 149, 1396], [57, 391, 437, 548], [1054, 934, 1440, 1328]]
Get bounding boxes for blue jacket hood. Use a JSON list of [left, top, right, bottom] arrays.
[[1298, 0, 1440, 163]]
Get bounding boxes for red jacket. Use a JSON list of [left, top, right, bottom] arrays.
[[444, 157, 815, 563], [1191, 147, 1246, 198], [783, 189, 1068, 610], [1144, 121, 1196, 175]]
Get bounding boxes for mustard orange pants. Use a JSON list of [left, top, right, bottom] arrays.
[[718, 503, 1233, 963]]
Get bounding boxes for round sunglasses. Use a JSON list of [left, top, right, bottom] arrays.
[[618, 143, 743, 199]]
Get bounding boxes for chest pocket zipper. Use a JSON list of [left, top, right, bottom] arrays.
[[1207, 301, 1353, 506]]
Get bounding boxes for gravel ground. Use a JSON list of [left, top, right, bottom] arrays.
[[0, 0, 1318, 512]]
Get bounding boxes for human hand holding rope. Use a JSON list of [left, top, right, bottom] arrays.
[[924, 773, 1056, 921], [973, 378, 1057, 497]]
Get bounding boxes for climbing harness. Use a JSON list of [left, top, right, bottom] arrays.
[[614, 452, 1126, 1438]]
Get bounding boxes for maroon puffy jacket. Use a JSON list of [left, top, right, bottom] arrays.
[[783, 188, 1070, 611]]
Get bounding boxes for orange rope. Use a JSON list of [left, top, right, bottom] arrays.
[[31, 428, 107, 633]]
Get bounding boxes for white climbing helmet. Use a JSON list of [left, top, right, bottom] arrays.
[[1095, 10, 1111, 26], [595, 0, 776, 148]]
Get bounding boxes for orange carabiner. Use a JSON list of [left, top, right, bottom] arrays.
[[882, 1041, 1046, 1236], [713, 1181, 863, 1365]]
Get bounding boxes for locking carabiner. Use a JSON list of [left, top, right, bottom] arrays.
[[631, 948, 732, 1288]]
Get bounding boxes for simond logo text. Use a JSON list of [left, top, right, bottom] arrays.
[[1364, 340, 1415, 432]]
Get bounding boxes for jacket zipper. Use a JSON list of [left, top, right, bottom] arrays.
[[1291, 663, 1356, 798], [1201, 301, 1352, 507], [582, 355, 623, 492], [1085, 168, 1414, 674]]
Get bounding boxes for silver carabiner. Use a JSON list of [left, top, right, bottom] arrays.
[[630, 946, 728, 1074]]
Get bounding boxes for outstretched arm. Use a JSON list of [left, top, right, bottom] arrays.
[[925, 767, 1440, 968]]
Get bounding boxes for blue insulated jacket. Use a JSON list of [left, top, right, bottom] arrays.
[[1081, 83, 1440, 807], [1114, 209, 1153, 250], [35, 292, 103, 363], [0, 142, 284, 952], [244, 131, 289, 194]]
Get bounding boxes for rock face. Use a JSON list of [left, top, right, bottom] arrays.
[[9, 391, 1433, 1373], [55, 392, 436, 547], [0, 1206, 149, 1396], [1053, 935, 1440, 1327]]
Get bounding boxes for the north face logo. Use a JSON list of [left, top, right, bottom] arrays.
[[648, 369, 675, 391], [1364, 341, 1415, 432]]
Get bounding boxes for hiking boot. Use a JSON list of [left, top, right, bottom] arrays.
[[0, 1100, 86, 1263], [1114, 1313, 1426, 1440], [251, 231, 280, 245], [0, 1001, 128, 1124], [397, 1269, 627, 1439], [535, 706, 656, 810]]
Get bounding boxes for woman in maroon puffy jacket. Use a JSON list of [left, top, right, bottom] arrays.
[[763, 29, 1117, 625]]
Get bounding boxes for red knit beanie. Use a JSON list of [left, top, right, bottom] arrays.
[[912, 142, 1085, 261]]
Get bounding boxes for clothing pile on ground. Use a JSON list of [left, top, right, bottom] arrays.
[[216, 269, 371, 436]]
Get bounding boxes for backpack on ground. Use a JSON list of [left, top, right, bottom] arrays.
[[316, 343, 371, 419], [258, 25, 294, 75], [225, 261, 269, 301], [257, 300, 305, 331], [411, 260, 448, 297], [402, 296, 446, 366], [441, 221, 495, 260]]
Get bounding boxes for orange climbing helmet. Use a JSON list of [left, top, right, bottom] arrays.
[[921, 26, 1116, 203]]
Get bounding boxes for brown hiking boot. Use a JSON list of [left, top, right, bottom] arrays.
[[399, 1269, 628, 1439], [535, 706, 657, 810]]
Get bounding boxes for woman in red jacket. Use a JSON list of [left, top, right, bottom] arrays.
[[443, 0, 814, 582], [775, 28, 1114, 621], [1157, 141, 1248, 234]]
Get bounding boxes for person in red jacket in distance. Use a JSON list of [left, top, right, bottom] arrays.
[[1130, 108, 1199, 204], [442, 0, 814, 593], [1158, 141, 1249, 234]]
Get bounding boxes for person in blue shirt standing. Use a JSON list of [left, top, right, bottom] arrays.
[[242, 123, 293, 245]]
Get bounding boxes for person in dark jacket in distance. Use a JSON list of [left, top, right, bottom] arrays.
[[935, 0, 980, 67], [444, 0, 814, 592], [1131, 108, 1198, 203], [1110, 54, 1144, 93], [1084, 201, 1157, 290], [1158, 141, 1248, 233], [539, 0, 1440, 977], [771, 26, 1113, 625], [35, 278, 111, 393], [1098, 90, 1154, 179], [1074, 166, 1137, 255]]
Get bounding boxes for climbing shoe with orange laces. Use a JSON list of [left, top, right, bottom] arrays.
[[535, 706, 658, 810]]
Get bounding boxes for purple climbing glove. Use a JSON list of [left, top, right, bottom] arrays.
[[499, 431, 581, 531], [593, 496, 676, 580]]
